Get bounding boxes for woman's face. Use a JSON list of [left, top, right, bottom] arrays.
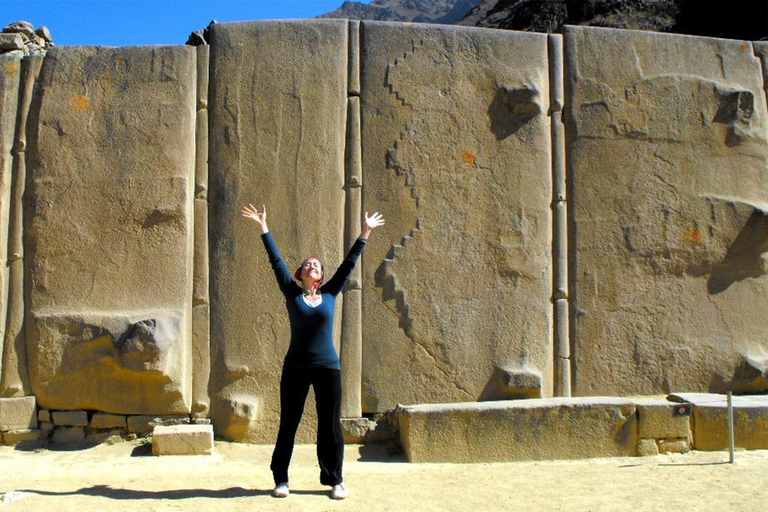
[[300, 258, 323, 283]]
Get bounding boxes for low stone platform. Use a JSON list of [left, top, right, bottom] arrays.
[[152, 424, 213, 456], [398, 397, 638, 463], [669, 393, 768, 451]]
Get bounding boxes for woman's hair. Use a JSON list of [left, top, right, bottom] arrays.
[[294, 256, 324, 289]]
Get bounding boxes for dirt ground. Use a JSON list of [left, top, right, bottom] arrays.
[[0, 440, 766, 511]]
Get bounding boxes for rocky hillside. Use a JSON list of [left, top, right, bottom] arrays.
[[319, 0, 482, 24], [320, 0, 768, 40], [458, 0, 768, 40]]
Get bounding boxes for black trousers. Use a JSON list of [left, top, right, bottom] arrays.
[[270, 366, 344, 486]]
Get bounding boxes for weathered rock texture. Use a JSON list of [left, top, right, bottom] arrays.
[[0, 55, 20, 389], [24, 46, 196, 414], [360, 22, 552, 412], [398, 397, 637, 462], [565, 26, 768, 397], [0, 21, 53, 57], [0, 20, 766, 453], [207, 20, 348, 442]]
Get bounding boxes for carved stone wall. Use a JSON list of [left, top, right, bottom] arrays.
[[565, 27, 768, 396], [0, 22, 765, 444], [359, 22, 553, 412], [23, 46, 196, 414]]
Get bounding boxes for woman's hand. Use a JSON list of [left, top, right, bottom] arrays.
[[241, 203, 269, 234], [360, 211, 385, 240]]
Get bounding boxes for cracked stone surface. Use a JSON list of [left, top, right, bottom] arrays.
[[565, 26, 768, 396], [207, 20, 348, 442], [23, 45, 196, 414], [360, 22, 552, 412]]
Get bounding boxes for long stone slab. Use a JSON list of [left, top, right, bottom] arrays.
[[0, 55, 19, 388], [359, 22, 553, 412], [24, 46, 197, 414], [670, 392, 768, 450], [564, 26, 768, 396], [207, 20, 348, 442], [398, 397, 637, 463]]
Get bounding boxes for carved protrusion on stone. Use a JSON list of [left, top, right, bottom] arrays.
[[551, 111, 567, 201], [375, 223, 421, 340], [216, 395, 259, 442], [713, 86, 755, 147], [489, 85, 542, 141], [479, 366, 543, 401], [191, 305, 210, 418], [117, 318, 176, 373]]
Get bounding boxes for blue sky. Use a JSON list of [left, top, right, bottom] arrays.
[[1, 0, 371, 46]]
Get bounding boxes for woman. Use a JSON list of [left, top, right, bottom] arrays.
[[240, 203, 384, 500]]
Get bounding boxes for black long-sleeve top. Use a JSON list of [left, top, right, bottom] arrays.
[[261, 231, 366, 369]]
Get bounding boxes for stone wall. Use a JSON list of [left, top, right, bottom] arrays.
[[0, 20, 766, 444]]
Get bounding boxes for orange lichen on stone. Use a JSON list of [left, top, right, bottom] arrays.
[[684, 228, 703, 244], [72, 95, 90, 112], [3, 62, 19, 72], [740, 44, 748, 51], [462, 152, 476, 165]]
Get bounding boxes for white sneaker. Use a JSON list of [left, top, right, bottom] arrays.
[[331, 482, 348, 500], [272, 482, 289, 498]]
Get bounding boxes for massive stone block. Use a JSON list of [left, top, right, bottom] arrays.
[[0, 55, 19, 386], [24, 46, 196, 414], [398, 397, 637, 462], [565, 27, 768, 396], [360, 22, 552, 412], [208, 20, 348, 442]]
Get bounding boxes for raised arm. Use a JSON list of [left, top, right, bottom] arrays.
[[323, 212, 386, 295], [241, 203, 295, 294]]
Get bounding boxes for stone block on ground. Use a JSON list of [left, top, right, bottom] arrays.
[[2, 429, 43, 445], [635, 398, 691, 439], [90, 413, 126, 429], [152, 424, 213, 455], [398, 397, 637, 463], [0, 396, 37, 431], [669, 393, 768, 450], [51, 410, 88, 427], [52, 427, 85, 445], [341, 418, 373, 443]]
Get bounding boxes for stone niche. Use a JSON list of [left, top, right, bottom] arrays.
[[565, 26, 768, 396], [207, 20, 348, 442], [360, 22, 553, 412], [24, 45, 196, 414]]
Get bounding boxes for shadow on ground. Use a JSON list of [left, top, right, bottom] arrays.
[[11, 485, 320, 500]]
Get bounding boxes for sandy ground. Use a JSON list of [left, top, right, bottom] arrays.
[[0, 441, 766, 511]]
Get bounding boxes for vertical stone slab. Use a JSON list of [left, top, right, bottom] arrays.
[[192, 199, 210, 417], [565, 27, 768, 396], [0, 55, 20, 393], [24, 46, 196, 413], [195, 45, 209, 199], [348, 21, 361, 96], [549, 34, 570, 397], [341, 96, 363, 418], [360, 22, 552, 412], [208, 20, 348, 442], [1, 55, 41, 398]]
